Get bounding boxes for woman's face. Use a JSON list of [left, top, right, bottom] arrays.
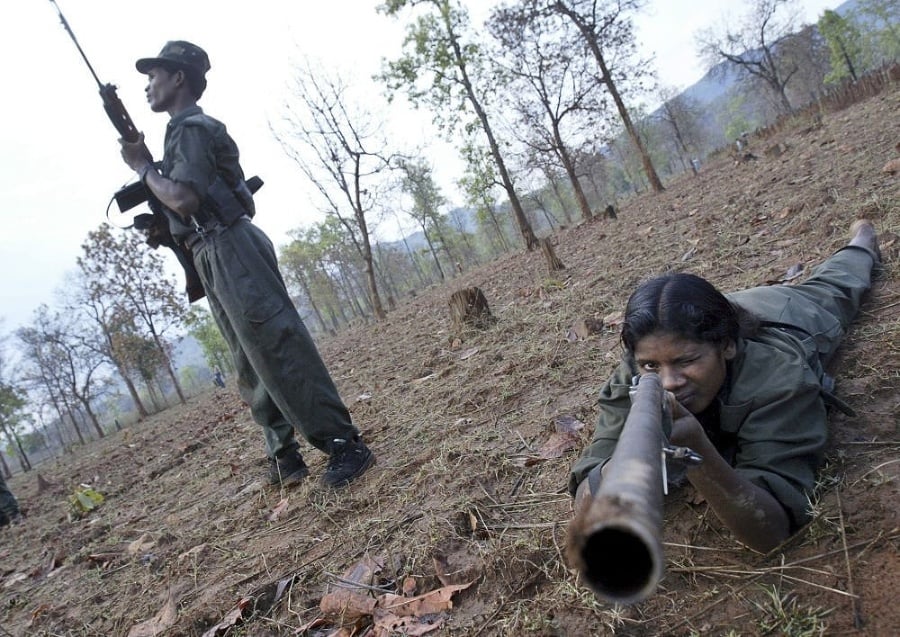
[[633, 331, 736, 414]]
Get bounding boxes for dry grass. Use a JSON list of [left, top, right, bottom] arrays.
[[1, 88, 898, 636]]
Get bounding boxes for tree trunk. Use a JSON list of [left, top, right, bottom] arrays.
[[449, 287, 495, 331], [65, 406, 86, 446], [401, 234, 429, 287], [553, 127, 593, 221], [420, 221, 446, 281], [82, 400, 105, 439], [485, 205, 511, 253], [298, 270, 328, 333], [104, 324, 149, 419], [163, 360, 185, 404], [443, 12, 538, 250], [12, 431, 32, 472], [558, 4, 664, 193], [540, 238, 566, 272], [1, 427, 31, 473], [121, 372, 149, 419]]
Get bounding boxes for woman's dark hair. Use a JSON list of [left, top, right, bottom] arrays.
[[621, 272, 756, 355]]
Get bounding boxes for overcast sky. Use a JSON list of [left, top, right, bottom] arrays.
[[0, 0, 839, 338]]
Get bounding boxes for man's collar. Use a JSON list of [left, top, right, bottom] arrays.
[[168, 105, 204, 128]]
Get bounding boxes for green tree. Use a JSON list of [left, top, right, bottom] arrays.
[[380, 0, 539, 251], [0, 354, 32, 474], [457, 138, 513, 256], [396, 157, 455, 280], [819, 10, 865, 84], [279, 235, 330, 334], [184, 307, 233, 375], [77, 224, 187, 405], [724, 92, 759, 144], [855, 0, 900, 65]]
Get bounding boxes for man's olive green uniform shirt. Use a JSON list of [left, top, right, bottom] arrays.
[[160, 105, 243, 241]]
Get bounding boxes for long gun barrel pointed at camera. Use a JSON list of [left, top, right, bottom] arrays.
[[566, 373, 702, 605], [48, 0, 261, 303]]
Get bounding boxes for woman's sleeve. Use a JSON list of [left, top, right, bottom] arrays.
[[568, 361, 635, 495], [726, 367, 828, 530]]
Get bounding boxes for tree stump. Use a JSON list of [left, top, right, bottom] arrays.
[[539, 237, 566, 272], [36, 472, 57, 494], [449, 287, 494, 331]]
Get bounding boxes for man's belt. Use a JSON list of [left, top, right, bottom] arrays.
[[182, 215, 251, 251]]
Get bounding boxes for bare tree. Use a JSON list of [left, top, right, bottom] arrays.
[[17, 306, 109, 442], [697, 0, 804, 114], [777, 24, 830, 106], [655, 87, 706, 175], [64, 270, 149, 419], [488, 4, 604, 221], [380, 0, 539, 250], [539, 0, 665, 193], [275, 63, 395, 320]]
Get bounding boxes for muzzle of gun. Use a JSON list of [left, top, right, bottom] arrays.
[[566, 373, 669, 605]]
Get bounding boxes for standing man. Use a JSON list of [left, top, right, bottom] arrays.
[[119, 41, 374, 488], [0, 471, 22, 527]]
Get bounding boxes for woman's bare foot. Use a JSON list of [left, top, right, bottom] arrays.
[[849, 219, 881, 263]]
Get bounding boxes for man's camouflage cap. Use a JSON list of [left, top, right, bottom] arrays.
[[136, 41, 210, 76]]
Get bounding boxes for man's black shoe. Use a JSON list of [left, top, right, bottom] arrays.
[[0, 510, 21, 528], [268, 449, 310, 486], [322, 437, 375, 488]]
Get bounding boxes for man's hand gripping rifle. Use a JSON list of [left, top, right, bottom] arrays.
[[50, 0, 263, 302], [48, 0, 206, 301], [566, 373, 703, 605]]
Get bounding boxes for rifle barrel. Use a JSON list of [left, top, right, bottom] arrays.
[[567, 373, 666, 605], [49, 0, 104, 89]]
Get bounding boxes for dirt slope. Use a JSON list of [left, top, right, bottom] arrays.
[[2, 88, 898, 637]]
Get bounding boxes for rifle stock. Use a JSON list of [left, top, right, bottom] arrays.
[[99, 83, 141, 143], [566, 373, 666, 605]]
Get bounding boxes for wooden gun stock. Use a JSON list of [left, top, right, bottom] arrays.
[[99, 83, 141, 143]]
